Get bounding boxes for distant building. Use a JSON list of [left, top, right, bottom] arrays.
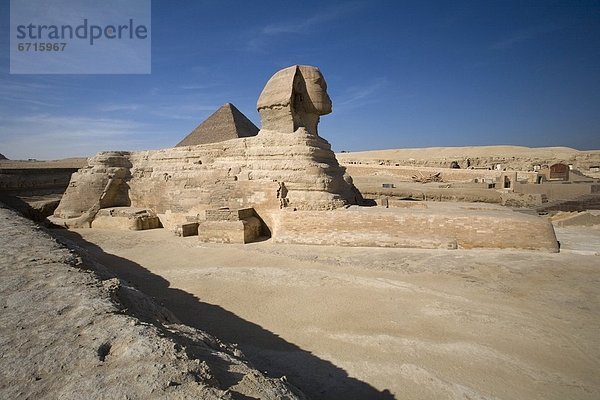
[[538, 163, 569, 181], [549, 163, 569, 181]]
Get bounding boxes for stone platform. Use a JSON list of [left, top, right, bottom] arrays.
[[198, 208, 263, 244], [270, 202, 559, 252]]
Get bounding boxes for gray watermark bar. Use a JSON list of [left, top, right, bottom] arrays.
[[10, 0, 151, 74]]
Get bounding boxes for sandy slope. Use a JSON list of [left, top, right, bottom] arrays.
[[51, 224, 600, 400], [0, 205, 304, 400]]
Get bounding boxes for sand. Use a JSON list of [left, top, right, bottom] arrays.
[[0, 205, 305, 399], [51, 224, 600, 400]]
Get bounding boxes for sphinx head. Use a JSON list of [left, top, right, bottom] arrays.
[[257, 65, 332, 135]]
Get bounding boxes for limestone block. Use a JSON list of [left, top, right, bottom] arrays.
[[198, 217, 262, 244], [91, 207, 161, 231], [205, 207, 255, 221], [174, 223, 199, 237]]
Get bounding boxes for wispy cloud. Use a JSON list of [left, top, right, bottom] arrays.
[[335, 77, 389, 111], [147, 103, 219, 121], [261, 2, 363, 35], [246, 2, 364, 52], [490, 24, 562, 50], [178, 84, 220, 91], [98, 104, 142, 113], [0, 78, 63, 109]]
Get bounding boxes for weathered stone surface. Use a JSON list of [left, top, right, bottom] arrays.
[[500, 192, 546, 207], [92, 207, 161, 231], [54, 131, 360, 231], [53, 151, 131, 220], [175, 222, 199, 237], [199, 208, 263, 244], [271, 203, 559, 252], [206, 207, 256, 221], [257, 65, 331, 136], [551, 210, 600, 227], [0, 167, 76, 191], [198, 218, 262, 244]]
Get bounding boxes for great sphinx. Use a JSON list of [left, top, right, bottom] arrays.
[[53, 65, 361, 230], [52, 65, 558, 252]]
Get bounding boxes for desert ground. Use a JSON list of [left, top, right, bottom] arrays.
[[0, 205, 305, 399], [336, 145, 600, 168], [2, 145, 599, 399], [50, 221, 600, 400]]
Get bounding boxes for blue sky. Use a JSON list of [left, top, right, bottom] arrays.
[[1, 0, 599, 160]]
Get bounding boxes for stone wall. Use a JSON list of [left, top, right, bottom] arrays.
[[0, 168, 77, 193], [271, 204, 559, 252], [514, 181, 596, 200]]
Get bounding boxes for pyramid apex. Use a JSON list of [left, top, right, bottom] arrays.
[[176, 103, 259, 147]]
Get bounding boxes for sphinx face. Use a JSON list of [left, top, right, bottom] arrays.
[[299, 67, 332, 115], [257, 65, 333, 135]]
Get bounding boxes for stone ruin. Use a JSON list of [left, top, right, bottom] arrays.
[[51, 65, 559, 252], [53, 65, 361, 229]]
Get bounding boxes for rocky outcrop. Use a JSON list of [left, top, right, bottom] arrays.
[[54, 151, 132, 220]]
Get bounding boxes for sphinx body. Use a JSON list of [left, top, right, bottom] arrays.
[[53, 65, 362, 230]]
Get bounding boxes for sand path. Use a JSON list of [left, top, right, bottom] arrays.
[[53, 226, 600, 400]]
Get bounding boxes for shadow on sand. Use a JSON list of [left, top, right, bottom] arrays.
[[52, 229, 396, 400]]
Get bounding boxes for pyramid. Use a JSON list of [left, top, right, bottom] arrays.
[[176, 103, 259, 147]]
